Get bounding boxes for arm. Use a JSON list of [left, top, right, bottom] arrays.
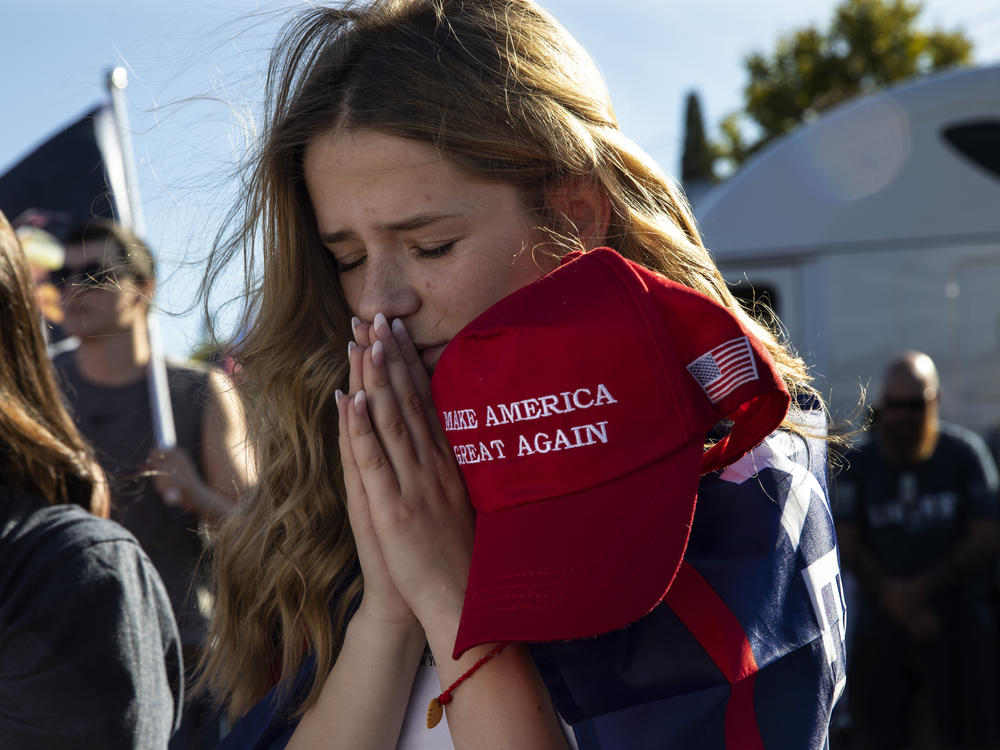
[[347, 315, 569, 750], [918, 436, 1000, 595], [287, 331, 429, 749], [287, 612, 427, 749], [897, 437, 1000, 605], [838, 515, 1000, 631], [150, 368, 255, 527], [918, 517, 999, 596]]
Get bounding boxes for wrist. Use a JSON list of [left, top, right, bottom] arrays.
[[353, 600, 424, 642], [413, 591, 465, 657]]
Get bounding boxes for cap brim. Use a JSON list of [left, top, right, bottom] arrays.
[[453, 440, 703, 658]]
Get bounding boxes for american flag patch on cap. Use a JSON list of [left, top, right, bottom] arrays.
[[686, 336, 759, 403]]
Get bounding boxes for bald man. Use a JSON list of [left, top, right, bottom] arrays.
[[836, 351, 1000, 750]]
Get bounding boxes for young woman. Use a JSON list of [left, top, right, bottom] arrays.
[[202, 1, 845, 747], [0, 210, 183, 747]]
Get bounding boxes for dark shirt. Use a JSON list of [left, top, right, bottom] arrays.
[[54, 350, 212, 647], [835, 421, 1000, 598], [0, 487, 183, 748]]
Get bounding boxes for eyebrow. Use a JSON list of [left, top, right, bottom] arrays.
[[319, 212, 462, 244]]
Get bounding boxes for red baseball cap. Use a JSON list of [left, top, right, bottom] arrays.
[[431, 247, 790, 658]]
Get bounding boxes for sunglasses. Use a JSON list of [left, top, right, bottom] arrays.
[[48, 262, 128, 288]]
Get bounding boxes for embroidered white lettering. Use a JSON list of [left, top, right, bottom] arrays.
[[476, 441, 494, 462], [595, 384, 617, 406], [551, 429, 572, 451], [517, 434, 534, 457], [538, 394, 564, 417], [488, 385, 617, 426], [521, 398, 541, 420], [524, 421, 611, 457], [453, 441, 501, 465], [569, 420, 609, 446], [498, 403, 519, 425], [490, 439, 507, 459], [586, 420, 609, 444], [443, 409, 478, 431]]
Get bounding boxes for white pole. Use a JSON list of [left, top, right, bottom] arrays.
[[106, 67, 177, 452]]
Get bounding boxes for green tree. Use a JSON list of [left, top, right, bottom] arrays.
[[715, 0, 973, 171], [680, 91, 716, 185]]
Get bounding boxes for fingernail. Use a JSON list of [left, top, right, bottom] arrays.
[[348, 341, 357, 356], [351, 316, 362, 341], [335, 388, 344, 402], [354, 389, 366, 414], [373, 312, 389, 338], [391, 317, 407, 339], [372, 339, 384, 366]]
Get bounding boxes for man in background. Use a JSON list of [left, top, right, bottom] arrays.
[[836, 350, 999, 750], [50, 219, 254, 749]]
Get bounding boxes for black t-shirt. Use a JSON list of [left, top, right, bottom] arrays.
[[53, 350, 212, 647], [0, 488, 183, 748], [835, 422, 999, 594]]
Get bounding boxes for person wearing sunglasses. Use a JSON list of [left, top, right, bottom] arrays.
[[835, 351, 1000, 750], [49, 218, 255, 750]]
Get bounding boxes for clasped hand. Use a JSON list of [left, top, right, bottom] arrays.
[[336, 313, 475, 634]]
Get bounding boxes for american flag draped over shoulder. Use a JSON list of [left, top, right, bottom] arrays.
[[531, 404, 846, 750], [214, 407, 846, 750]]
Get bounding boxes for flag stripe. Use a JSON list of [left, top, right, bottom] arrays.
[[665, 560, 765, 750], [687, 336, 759, 403]]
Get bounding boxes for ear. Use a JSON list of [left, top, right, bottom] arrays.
[[546, 178, 611, 251]]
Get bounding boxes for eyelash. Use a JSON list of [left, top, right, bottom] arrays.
[[334, 241, 457, 274], [336, 257, 365, 273], [414, 240, 456, 259]]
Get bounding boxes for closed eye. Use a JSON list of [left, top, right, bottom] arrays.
[[335, 255, 365, 274], [333, 240, 457, 274], [414, 241, 456, 259]]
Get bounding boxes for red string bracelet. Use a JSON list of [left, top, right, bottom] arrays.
[[426, 641, 510, 729]]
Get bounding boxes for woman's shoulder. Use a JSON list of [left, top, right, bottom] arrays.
[[0, 487, 156, 603], [2, 487, 135, 550]]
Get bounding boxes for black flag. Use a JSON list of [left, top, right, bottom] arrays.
[[0, 103, 133, 239]]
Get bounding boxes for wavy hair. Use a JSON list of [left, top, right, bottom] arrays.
[[0, 211, 109, 517], [201, 0, 820, 717]]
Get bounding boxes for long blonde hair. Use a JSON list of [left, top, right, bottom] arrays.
[[202, 0, 818, 717], [0, 210, 109, 517]]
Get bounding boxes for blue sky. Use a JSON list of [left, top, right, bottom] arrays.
[[3, 0, 998, 357]]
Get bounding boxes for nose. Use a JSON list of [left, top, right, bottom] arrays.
[[350, 251, 420, 325]]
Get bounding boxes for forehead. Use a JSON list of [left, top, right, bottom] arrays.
[[303, 129, 504, 223], [881, 371, 927, 401], [63, 238, 119, 266], [306, 128, 448, 179]]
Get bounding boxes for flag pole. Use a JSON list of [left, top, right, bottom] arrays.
[[106, 67, 177, 452]]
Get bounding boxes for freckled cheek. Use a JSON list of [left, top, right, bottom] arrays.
[[419, 277, 451, 314], [417, 274, 479, 330]]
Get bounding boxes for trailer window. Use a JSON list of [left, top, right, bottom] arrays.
[[942, 121, 1000, 180]]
